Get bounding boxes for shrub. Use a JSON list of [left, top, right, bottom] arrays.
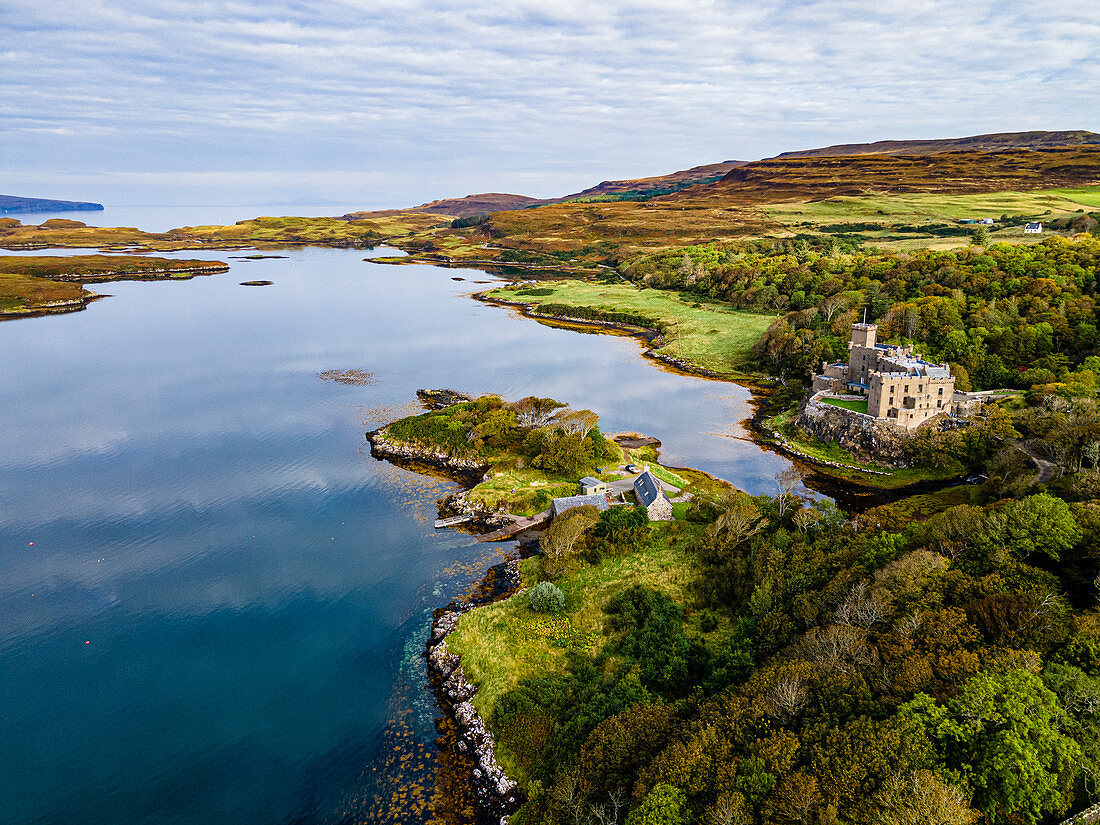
[[529, 581, 566, 614], [699, 610, 719, 633]]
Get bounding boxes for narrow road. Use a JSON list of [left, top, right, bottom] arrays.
[[1017, 443, 1059, 485]]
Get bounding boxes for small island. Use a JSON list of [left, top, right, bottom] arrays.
[[0, 254, 229, 319]]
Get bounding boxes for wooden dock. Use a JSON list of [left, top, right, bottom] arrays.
[[434, 514, 475, 529], [476, 509, 551, 542]]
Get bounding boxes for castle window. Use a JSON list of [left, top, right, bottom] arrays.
[[938, 387, 943, 395]]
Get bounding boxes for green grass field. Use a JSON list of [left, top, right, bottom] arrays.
[[1048, 185, 1100, 208], [765, 186, 1098, 227], [490, 280, 774, 374], [446, 527, 701, 727], [820, 397, 868, 414]]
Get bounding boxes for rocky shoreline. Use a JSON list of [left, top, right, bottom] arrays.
[[366, 393, 531, 823], [49, 263, 230, 282], [426, 558, 526, 825], [366, 428, 490, 486], [0, 295, 95, 320]]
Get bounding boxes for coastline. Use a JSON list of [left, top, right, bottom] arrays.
[[0, 260, 229, 320], [472, 291, 743, 381], [366, 410, 532, 824], [425, 559, 527, 825], [472, 289, 940, 492]]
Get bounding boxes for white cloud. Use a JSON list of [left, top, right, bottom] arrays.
[[2, 0, 1097, 206]]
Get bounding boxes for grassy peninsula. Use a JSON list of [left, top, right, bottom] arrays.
[[0, 254, 228, 318], [485, 281, 774, 376], [371, 394, 716, 518], [0, 213, 440, 252]]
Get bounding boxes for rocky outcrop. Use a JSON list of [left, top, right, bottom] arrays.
[[366, 429, 489, 485], [417, 388, 474, 409], [53, 263, 229, 282], [795, 397, 943, 468], [427, 560, 525, 825]]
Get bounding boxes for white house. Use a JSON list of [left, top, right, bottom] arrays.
[[1024, 222, 1043, 234], [579, 476, 610, 496]]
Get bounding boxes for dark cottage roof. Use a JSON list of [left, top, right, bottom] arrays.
[[633, 469, 665, 508], [550, 494, 609, 519], [579, 476, 602, 487]]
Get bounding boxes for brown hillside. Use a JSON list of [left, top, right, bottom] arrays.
[[413, 193, 545, 217], [357, 161, 751, 220], [563, 160, 747, 200], [664, 147, 1100, 204], [773, 129, 1100, 159]]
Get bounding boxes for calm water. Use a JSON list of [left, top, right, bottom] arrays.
[[10, 204, 379, 233], [0, 236, 794, 825]]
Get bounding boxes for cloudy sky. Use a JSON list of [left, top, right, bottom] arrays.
[[2, 0, 1097, 208]]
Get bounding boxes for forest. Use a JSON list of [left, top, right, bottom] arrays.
[[476, 456, 1100, 825], [624, 235, 1100, 395]]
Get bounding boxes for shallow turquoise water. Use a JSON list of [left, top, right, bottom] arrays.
[[0, 244, 794, 824]]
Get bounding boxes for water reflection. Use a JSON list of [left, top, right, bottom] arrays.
[[0, 246, 796, 825]]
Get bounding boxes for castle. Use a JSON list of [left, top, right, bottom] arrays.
[[811, 323, 955, 429]]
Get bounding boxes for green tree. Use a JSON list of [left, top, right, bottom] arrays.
[[984, 493, 1081, 562], [541, 504, 600, 578], [901, 669, 1082, 824], [626, 784, 691, 825], [593, 505, 650, 554], [533, 432, 593, 476]]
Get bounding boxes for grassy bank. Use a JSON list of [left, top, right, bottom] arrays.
[[0, 272, 90, 315], [0, 255, 229, 317], [488, 280, 773, 375], [820, 396, 868, 414], [766, 186, 1099, 228], [446, 524, 703, 778]]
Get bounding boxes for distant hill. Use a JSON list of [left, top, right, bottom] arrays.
[[364, 160, 751, 219], [772, 130, 1100, 159], [413, 193, 545, 217], [661, 146, 1100, 203], [560, 160, 747, 201], [0, 195, 104, 214]]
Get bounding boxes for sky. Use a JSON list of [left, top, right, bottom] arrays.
[[2, 0, 1098, 209]]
